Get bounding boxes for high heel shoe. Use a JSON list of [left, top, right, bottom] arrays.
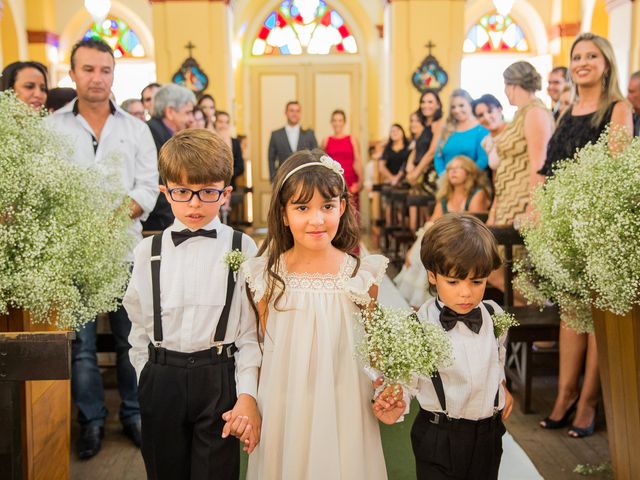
[[568, 418, 596, 438], [539, 398, 578, 429]]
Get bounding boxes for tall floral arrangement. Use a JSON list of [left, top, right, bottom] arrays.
[[514, 130, 640, 332], [0, 92, 133, 329]]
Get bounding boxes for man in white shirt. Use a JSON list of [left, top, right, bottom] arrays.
[[46, 38, 158, 460], [267, 101, 318, 181]]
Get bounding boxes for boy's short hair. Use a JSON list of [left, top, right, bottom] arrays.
[[158, 129, 233, 185], [421, 213, 502, 280]]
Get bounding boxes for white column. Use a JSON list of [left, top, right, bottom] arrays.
[[606, 0, 632, 91], [581, 0, 597, 32]]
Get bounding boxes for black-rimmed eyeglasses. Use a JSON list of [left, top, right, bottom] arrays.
[[167, 187, 226, 203]]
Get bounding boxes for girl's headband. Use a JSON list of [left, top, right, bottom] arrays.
[[280, 155, 346, 191]]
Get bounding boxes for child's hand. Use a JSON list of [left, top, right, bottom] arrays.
[[372, 395, 406, 425], [221, 394, 262, 453], [502, 382, 514, 421]]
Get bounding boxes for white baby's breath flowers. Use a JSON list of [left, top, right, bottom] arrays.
[[491, 311, 519, 338], [356, 304, 453, 388], [223, 249, 246, 277], [515, 128, 640, 332], [0, 92, 132, 329]]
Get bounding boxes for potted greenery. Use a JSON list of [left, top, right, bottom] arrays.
[[514, 130, 640, 479], [0, 92, 132, 477]]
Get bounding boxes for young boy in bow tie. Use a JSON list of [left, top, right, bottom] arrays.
[[376, 213, 513, 480], [124, 129, 261, 480]]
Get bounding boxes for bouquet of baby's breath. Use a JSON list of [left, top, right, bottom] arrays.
[[356, 304, 453, 387], [491, 311, 518, 338], [514, 128, 639, 333], [0, 92, 133, 329]]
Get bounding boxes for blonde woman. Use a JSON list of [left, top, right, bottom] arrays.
[[394, 156, 490, 308], [539, 33, 633, 439]]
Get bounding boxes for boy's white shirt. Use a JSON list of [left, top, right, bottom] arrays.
[[123, 217, 261, 399], [409, 297, 507, 420]]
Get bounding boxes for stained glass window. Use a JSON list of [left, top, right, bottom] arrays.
[[463, 12, 529, 53], [83, 17, 146, 58], [252, 0, 357, 56]]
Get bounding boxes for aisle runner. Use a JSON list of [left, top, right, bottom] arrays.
[[371, 254, 542, 480]]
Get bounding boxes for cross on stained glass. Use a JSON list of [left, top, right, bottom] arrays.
[[425, 41, 436, 56]]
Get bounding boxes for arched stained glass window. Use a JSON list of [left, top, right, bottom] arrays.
[[83, 17, 146, 58], [252, 0, 357, 56], [463, 12, 529, 53]]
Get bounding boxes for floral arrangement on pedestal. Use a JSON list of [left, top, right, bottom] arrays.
[[0, 92, 133, 329], [513, 130, 639, 332]]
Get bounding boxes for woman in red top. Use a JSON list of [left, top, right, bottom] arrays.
[[322, 109, 363, 213]]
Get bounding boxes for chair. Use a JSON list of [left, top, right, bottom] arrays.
[[489, 225, 561, 413]]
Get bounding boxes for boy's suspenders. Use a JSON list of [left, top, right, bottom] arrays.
[[429, 301, 500, 421], [149, 229, 243, 356]]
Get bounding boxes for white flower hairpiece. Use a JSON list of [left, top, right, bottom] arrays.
[[280, 154, 346, 191], [319, 154, 344, 176]]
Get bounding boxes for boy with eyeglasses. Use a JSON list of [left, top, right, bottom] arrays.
[[124, 129, 261, 480]]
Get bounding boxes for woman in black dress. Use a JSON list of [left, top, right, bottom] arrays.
[[539, 33, 633, 439]]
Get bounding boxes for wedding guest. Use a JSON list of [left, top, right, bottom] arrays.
[[434, 89, 489, 175], [125, 129, 261, 479], [627, 70, 640, 135], [405, 89, 445, 197], [394, 157, 491, 309], [214, 110, 244, 188], [120, 98, 145, 121], [45, 87, 76, 113], [0, 61, 48, 111], [377, 123, 410, 186], [322, 109, 363, 212], [268, 100, 318, 181], [557, 85, 573, 119], [377, 214, 513, 480], [197, 93, 216, 131], [473, 94, 507, 173], [243, 150, 395, 479], [547, 66, 570, 120], [140, 82, 160, 119], [539, 33, 633, 439], [192, 106, 207, 129], [46, 38, 158, 459]]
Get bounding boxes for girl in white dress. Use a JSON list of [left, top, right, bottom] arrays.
[[242, 150, 398, 480]]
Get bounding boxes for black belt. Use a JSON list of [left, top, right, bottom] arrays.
[[419, 408, 502, 428], [148, 343, 237, 367]]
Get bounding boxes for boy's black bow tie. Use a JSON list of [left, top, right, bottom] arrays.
[[171, 228, 217, 246], [437, 304, 483, 334]]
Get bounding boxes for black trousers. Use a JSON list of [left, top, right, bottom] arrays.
[[411, 409, 505, 480], [138, 347, 239, 480]]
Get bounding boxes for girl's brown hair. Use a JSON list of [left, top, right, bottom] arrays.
[[421, 213, 501, 287], [436, 155, 491, 203], [257, 149, 360, 309]]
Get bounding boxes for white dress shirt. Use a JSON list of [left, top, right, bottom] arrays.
[[123, 217, 261, 398], [45, 99, 159, 260], [284, 124, 300, 152], [413, 298, 507, 420]]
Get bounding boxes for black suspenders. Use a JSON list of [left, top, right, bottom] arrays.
[[149, 229, 243, 352], [431, 301, 500, 417]]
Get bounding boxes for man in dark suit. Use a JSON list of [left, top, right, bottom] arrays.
[[143, 84, 196, 231], [268, 101, 318, 181]]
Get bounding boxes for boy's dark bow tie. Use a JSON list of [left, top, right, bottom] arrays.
[[438, 304, 483, 334], [171, 228, 217, 246]]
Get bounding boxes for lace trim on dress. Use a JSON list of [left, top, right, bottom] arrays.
[[241, 257, 267, 303], [281, 254, 356, 291]]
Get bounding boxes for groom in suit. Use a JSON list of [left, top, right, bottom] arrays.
[[268, 101, 318, 181]]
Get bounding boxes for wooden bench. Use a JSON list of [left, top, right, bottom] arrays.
[[489, 225, 561, 413]]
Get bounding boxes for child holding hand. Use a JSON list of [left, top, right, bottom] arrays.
[[376, 213, 513, 480]]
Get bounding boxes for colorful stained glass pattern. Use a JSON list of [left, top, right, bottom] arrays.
[[463, 12, 529, 53], [252, 0, 357, 56], [83, 17, 145, 58]]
